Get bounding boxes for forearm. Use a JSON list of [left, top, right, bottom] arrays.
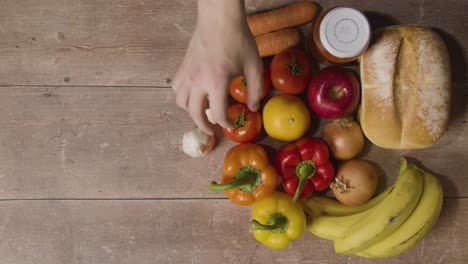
[[197, 0, 246, 25]]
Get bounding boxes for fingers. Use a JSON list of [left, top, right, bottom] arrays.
[[173, 58, 190, 110], [243, 59, 264, 112], [172, 56, 188, 92], [208, 82, 233, 129], [174, 79, 190, 110], [188, 90, 215, 135]]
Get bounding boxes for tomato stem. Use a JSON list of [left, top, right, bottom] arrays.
[[281, 50, 303, 75], [250, 213, 288, 234], [241, 77, 247, 88], [234, 107, 246, 130], [293, 160, 316, 202], [289, 50, 303, 75]]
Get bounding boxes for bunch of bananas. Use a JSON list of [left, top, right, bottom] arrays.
[[303, 157, 443, 258]]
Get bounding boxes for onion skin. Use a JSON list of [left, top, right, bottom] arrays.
[[330, 159, 378, 205], [321, 117, 364, 160]]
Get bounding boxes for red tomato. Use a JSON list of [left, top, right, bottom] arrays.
[[271, 49, 313, 95], [222, 104, 262, 143], [229, 69, 270, 104]]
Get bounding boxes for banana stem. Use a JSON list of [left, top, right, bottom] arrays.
[[399, 157, 408, 173]]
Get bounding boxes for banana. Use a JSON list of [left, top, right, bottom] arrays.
[[308, 208, 375, 240], [307, 184, 395, 239], [333, 158, 424, 254], [356, 167, 443, 258], [304, 184, 394, 217]]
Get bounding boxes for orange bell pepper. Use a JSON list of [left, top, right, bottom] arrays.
[[210, 143, 279, 205]]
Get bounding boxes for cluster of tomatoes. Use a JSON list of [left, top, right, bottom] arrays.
[[222, 49, 314, 143]]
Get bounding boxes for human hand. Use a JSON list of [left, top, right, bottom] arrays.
[[172, 0, 264, 135]]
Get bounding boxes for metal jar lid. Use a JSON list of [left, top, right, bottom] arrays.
[[319, 7, 371, 58]]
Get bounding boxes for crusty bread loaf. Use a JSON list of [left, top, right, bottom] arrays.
[[358, 25, 451, 149]]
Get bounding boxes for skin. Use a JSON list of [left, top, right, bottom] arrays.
[[172, 0, 264, 135]]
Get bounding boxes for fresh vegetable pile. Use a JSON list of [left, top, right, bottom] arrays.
[[182, 0, 445, 258]]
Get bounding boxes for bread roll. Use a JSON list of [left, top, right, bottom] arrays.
[[358, 25, 451, 149]]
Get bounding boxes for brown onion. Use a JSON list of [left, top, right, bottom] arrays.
[[321, 117, 364, 160], [330, 159, 378, 205]]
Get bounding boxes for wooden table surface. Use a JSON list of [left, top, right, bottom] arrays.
[[0, 0, 466, 263]]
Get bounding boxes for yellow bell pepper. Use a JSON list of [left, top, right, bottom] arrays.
[[250, 192, 306, 249]]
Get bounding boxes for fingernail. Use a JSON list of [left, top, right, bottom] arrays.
[[249, 103, 260, 112]]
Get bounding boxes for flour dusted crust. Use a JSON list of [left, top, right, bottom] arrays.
[[358, 25, 451, 149]]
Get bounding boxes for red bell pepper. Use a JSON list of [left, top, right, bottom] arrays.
[[275, 137, 334, 202]]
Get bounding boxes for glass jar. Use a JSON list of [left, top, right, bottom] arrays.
[[307, 7, 371, 64]]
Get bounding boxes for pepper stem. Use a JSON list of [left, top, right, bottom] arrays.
[[293, 160, 316, 202], [250, 213, 288, 233], [210, 166, 261, 193]]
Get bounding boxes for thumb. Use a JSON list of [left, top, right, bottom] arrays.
[[244, 60, 264, 112]]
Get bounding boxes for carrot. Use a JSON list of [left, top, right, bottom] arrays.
[[255, 28, 300, 57], [247, 1, 319, 37]]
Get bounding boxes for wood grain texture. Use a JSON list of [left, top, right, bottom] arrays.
[[0, 86, 232, 198], [0, 0, 467, 263], [0, 86, 466, 199], [0, 198, 466, 264], [0, 0, 466, 86]]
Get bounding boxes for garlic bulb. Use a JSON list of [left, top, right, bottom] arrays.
[[182, 128, 216, 158]]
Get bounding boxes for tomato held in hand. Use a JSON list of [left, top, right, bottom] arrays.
[[222, 104, 262, 143], [271, 49, 313, 95], [229, 70, 270, 104]]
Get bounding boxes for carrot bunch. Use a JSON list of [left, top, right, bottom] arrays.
[[247, 1, 319, 57]]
